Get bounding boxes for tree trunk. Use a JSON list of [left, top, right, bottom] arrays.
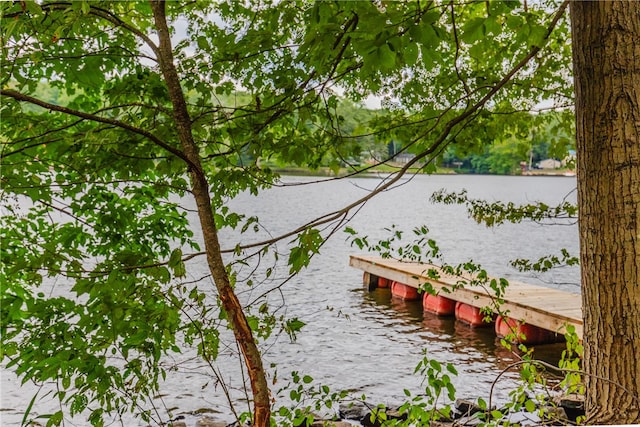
[[149, 2, 271, 425], [570, 1, 640, 423]]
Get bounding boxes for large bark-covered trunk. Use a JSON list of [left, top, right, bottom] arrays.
[[570, 1, 640, 423], [150, 2, 271, 425]]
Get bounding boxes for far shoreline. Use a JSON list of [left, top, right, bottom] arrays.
[[267, 165, 577, 178]]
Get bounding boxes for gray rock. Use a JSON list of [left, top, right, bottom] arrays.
[[196, 416, 228, 427], [339, 401, 371, 420], [555, 393, 585, 421], [359, 406, 406, 427], [558, 393, 584, 409], [451, 413, 484, 426], [310, 421, 354, 427], [292, 412, 354, 427], [502, 410, 541, 426], [454, 399, 484, 417], [381, 408, 407, 422], [540, 405, 569, 424], [192, 407, 221, 415]]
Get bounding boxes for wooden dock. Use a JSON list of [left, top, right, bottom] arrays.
[[350, 254, 583, 340]]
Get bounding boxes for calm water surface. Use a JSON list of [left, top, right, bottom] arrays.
[[1, 174, 579, 425]]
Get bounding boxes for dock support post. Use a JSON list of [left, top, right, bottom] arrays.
[[363, 272, 378, 291]]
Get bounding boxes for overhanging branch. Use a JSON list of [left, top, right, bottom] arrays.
[[0, 89, 196, 169]]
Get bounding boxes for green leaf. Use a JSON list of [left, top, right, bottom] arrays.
[[168, 248, 182, 267], [247, 316, 259, 331], [411, 22, 439, 48], [403, 43, 419, 65], [477, 398, 487, 410], [46, 410, 64, 426], [524, 399, 536, 412], [3, 16, 20, 40], [446, 363, 458, 376], [527, 23, 547, 48], [461, 17, 486, 43], [377, 43, 396, 70], [197, 36, 209, 50], [173, 261, 186, 278], [285, 318, 306, 341]]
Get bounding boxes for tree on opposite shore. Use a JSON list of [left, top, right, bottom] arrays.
[[1, 1, 638, 425]]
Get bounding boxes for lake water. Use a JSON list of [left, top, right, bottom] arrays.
[[0, 174, 580, 426]]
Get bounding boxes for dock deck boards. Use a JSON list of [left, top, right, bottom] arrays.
[[349, 254, 583, 339]]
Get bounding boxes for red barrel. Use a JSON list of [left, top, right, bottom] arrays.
[[391, 281, 419, 301], [455, 302, 494, 327], [423, 293, 456, 316], [378, 277, 391, 288], [495, 316, 563, 345]]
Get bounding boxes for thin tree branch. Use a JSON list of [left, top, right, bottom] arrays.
[[39, 2, 161, 58], [0, 89, 195, 169]]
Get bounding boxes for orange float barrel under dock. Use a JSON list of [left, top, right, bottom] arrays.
[[391, 281, 420, 301], [495, 316, 564, 345], [423, 293, 456, 316], [455, 301, 494, 328]]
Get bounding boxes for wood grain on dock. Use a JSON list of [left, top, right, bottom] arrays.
[[350, 254, 583, 339]]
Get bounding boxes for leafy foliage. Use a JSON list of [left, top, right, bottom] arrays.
[[1, 0, 576, 425], [431, 189, 578, 226]]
